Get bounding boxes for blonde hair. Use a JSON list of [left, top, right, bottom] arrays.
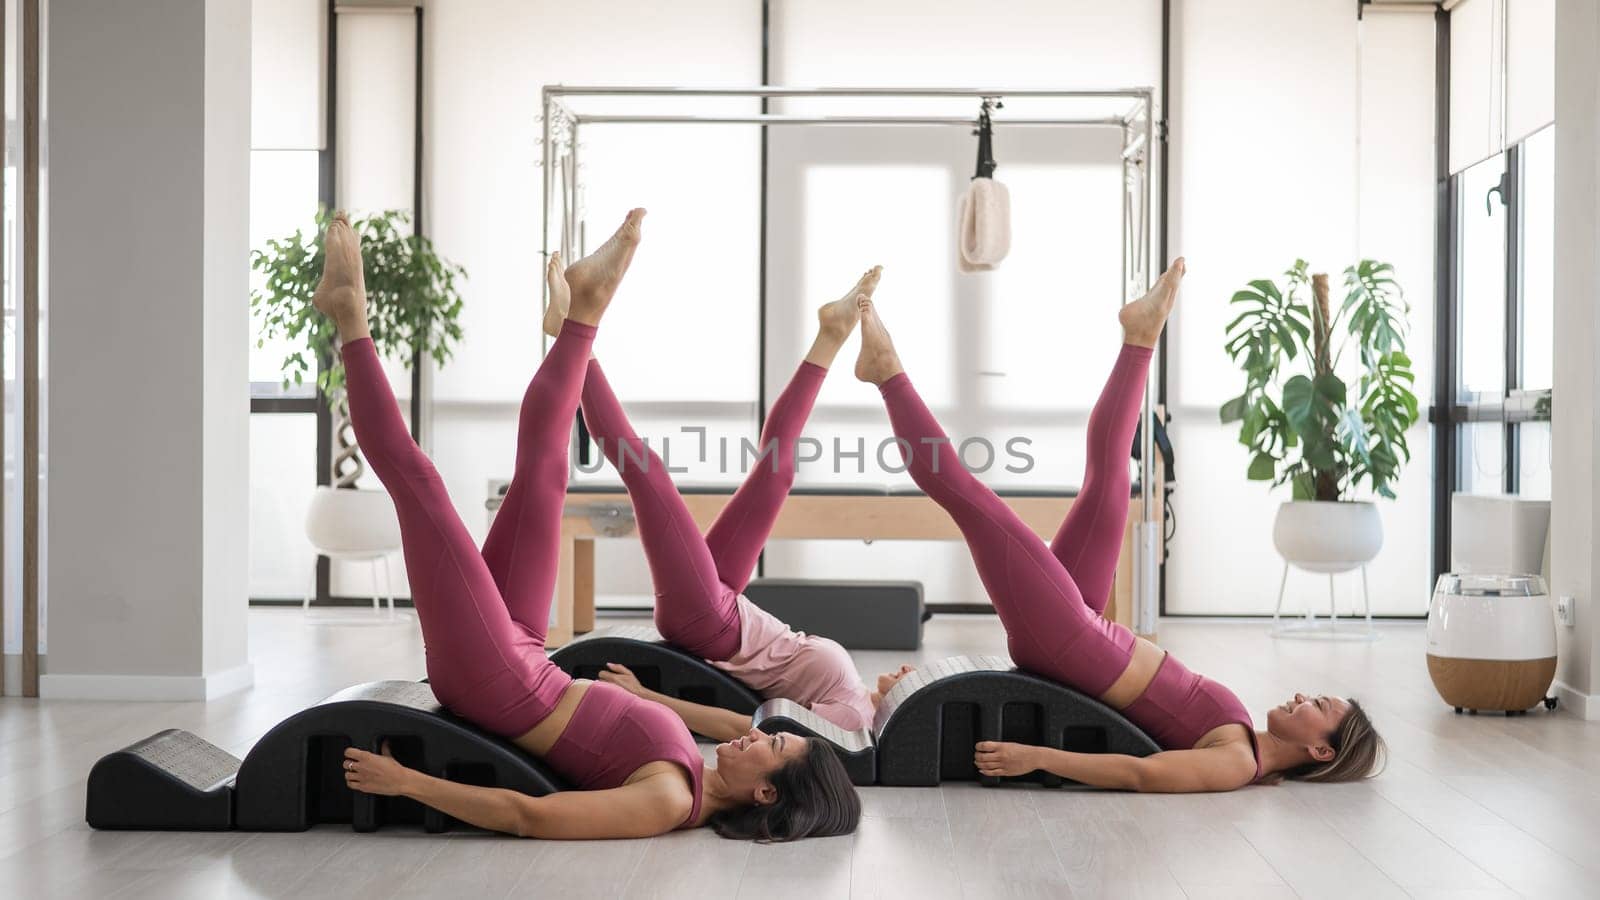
[[1264, 699, 1387, 785]]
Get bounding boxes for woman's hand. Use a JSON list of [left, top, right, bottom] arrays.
[[343, 741, 414, 797], [974, 741, 1042, 778], [598, 662, 646, 696]]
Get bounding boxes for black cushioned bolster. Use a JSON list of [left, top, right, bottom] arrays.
[[873, 656, 1161, 787], [752, 699, 877, 786], [549, 626, 763, 718], [86, 729, 240, 830], [233, 680, 568, 833]]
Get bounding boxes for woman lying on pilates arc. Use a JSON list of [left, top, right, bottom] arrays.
[[540, 252, 905, 742], [319, 210, 858, 840], [857, 262, 1386, 792]]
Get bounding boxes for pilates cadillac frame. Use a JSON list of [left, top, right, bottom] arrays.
[[535, 85, 1161, 637]]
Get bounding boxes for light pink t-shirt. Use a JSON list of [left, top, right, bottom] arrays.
[[711, 595, 877, 731]]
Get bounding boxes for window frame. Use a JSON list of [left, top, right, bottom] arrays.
[[1432, 14, 1552, 583]]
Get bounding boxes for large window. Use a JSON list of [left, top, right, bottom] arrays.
[[1441, 125, 1553, 512]]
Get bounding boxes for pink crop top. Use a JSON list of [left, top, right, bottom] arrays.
[[543, 680, 706, 827], [712, 596, 877, 731], [1119, 652, 1264, 781]]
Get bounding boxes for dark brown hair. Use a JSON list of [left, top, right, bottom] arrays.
[[710, 740, 860, 842]]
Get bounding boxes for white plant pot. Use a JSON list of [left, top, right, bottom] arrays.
[[1272, 500, 1383, 574], [305, 486, 401, 555]]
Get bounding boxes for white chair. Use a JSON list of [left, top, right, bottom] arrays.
[[304, 486, 406, 620]]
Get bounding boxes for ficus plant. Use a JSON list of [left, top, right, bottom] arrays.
[[250, 208, 467, 403], [1219, 259, 1420, 502]]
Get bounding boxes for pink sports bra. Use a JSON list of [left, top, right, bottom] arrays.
[[1118, 651, 1265, 781], [542, 680, 705, 827]]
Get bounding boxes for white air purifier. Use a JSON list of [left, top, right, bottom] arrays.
[[1426, 573, 1557, 715]]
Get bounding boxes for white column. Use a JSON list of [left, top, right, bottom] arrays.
[[1549, 0, 1600, 717], [43, 0, 253, 700]]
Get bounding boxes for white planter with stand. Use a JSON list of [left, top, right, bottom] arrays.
[[304, 485, 408, 623], [1271, 500, 1382, 640]]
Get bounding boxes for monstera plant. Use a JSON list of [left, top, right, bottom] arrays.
[[1220, 259, 1419, 501], [1220, 260, 1420, 606]]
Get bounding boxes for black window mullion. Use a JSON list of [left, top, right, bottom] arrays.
[[1504, 143, 1516, 490], [1503, 143, 1522, 494], [1430, 5, 1455, 584], [250, 396, 319, 415]]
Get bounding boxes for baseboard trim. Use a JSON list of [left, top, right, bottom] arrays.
[[1551, 681, 1598, 719], [40, 662, 255, 701]]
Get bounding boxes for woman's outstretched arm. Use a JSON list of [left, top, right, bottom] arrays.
[[343, 745, 692, 838], [599, 662, 753, 741], [974, 741, 1256, 793]]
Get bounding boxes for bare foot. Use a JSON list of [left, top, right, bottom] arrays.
[[564, 208, 646, 325], [854, 298, 904, 385], [1119, 257, 1185, 348], [543, 252, 570, 338], [312, 212, 370, 340], [818, 266, 881, 339]]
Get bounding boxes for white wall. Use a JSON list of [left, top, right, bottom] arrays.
[[45, 0, 252, 698], [1550, 0, 1600, 714], [1167, 2, 1437, 616]]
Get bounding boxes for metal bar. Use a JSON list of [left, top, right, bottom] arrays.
[[570, 115, 1128, 127], [1121, 91, 1155, 127], [1157, 0, 1172, 616], [22, 0, 41, 696], [1121, 120, 1130, 330], [547, 85, 1154, 99], [570, 114, 592, 469], [1136, 82, 1158, 639], [1433, 399, 1548, 424], [755, 0, 771, 579], [1121, 132, 1148, 160], [539, 87, 552, 345]]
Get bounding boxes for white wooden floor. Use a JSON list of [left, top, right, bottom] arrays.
[[3, 608, 1596, 899]]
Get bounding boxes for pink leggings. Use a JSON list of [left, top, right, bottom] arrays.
[[341, 323, 597, 737], [879, 344, 1153, 696], [579, 359, 826, 660]]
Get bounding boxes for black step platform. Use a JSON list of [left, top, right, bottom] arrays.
[[744, 579, 924, 651], [89, 680, 568, 833], [752, 699, 877, 786], [872, 656, 1162, 787], [549, 625, 762, 716], [86, 729, 240, 830]]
